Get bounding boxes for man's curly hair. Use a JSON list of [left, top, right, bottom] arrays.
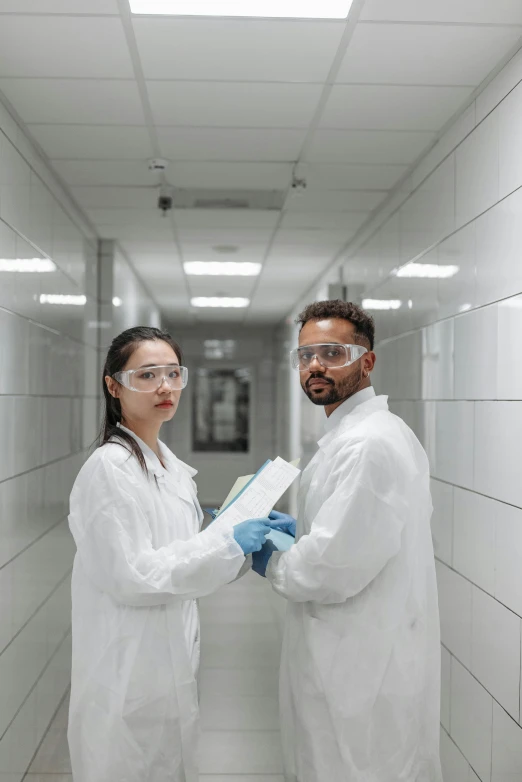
[[296, 299, 375, 351]]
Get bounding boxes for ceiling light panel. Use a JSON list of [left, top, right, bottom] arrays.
[[130, 0, 353, 18], [191, 297, 250, 308], [40, 294, 87, 306], [394, 263, 459, 279], [0, 258, 56, 273], [184, 262, 261, 276], [362, 299, 402, 311]]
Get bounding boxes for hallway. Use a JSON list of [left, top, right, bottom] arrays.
[[23, 572, 285, 782], [2, 1, 522, 781]]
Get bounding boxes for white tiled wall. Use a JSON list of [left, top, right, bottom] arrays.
[[0, 99, 159, 779], [277, 44, 522, 782], [349, 49, 522, 782]]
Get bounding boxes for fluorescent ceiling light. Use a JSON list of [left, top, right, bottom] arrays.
[[184, 261, 261, 277], [112, 297, 123, 307], [0, 258, 56, 273], [191, 297, 250, 308], [395, 263, 459, 279], [129, 0, 354, 18], [362, 299, 402, 311], [40, 294, 86, 306]]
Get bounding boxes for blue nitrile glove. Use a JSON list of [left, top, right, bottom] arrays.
[[268, 510, 297, 538], [252, 538, 277, 578], [203, 508, 220, 522], [233, 519, 272, 555]]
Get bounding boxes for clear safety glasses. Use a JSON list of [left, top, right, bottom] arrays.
[[290, 343, 367, 372], [113, 365, 189, 393]]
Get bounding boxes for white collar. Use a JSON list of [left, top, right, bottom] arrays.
[[323, 386, 376, 433], [115, 423, 198, 481], [115, 423, 168, 477]]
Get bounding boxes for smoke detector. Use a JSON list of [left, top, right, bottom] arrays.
[[148, 158, 169, 172]]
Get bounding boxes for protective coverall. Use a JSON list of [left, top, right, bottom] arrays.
[[267, 388, 442, 782], [67, 425, 246, 782]]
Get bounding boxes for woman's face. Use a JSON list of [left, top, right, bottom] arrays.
[[106, 339, 183, 427]]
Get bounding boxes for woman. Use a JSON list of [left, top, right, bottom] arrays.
[[67, 326, 273, 782]]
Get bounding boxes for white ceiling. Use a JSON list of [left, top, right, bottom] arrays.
[[0, 0, 520, 325]]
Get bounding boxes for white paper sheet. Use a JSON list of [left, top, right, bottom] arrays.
[[213, 457, 300, 530]]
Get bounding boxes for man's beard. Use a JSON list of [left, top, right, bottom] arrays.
[[303, 367, 363, 407]]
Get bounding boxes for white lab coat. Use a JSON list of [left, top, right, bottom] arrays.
[[267, 389, 442, 782], [67, 425, 245, 782]]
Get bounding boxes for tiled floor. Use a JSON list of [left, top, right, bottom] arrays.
[[25, 571, 285, 782]]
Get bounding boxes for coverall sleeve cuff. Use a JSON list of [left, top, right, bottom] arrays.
[[266, 550, 285, 587]]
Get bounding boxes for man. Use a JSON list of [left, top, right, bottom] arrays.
[[252, 300, 442, 782]]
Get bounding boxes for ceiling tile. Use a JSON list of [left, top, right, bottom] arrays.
[[174, 210, 280, 229], [87, 208, 171, 226], [188, 277, 257, 297], [0, 79, 145, 124], [305, 163, 407, 190], [276, 229, 355, 251], [360, 0, 522, 24], [257, 258, 331, 285], [181, 243, 266, 263], [0, 17, 133, 78], [134, 18, 344, 82], [125, 256, 183, 279], [337, 24, 522, 86], [51, 160, 160, 186], [157, 127, 305, 162], [274, 229, 360, 246], [321, 85, 473, 131], [306, 129, 435, 164], [268, 243, 335, 261], [97, 221, 173, 241], [0, 1, 117, 11], [280, 212, 369, 230], [120, 240, 181, 256], [178, 228, 273, 245], [192, 309, 245, 323], [28, 125, 153, 160], [168, 162, 292, 190], [285, 189, 386, 212], [147, 81, 322, 128], [71, 186, 156, 208]]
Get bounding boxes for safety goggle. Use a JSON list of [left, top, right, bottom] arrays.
[[290, 343, 367, 371], [113, 365, 188, 393]]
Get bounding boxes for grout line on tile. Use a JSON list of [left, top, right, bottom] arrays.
[[0, 630, 71, 746], [0, 568, 72, 658], [21, 687, 71, 782]]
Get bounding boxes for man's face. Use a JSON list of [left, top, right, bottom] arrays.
[[298, 318, 374, 411]]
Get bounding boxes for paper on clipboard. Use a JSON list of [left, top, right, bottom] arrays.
[[213, 456, 301, 531]]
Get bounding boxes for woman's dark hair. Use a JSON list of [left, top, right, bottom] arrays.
[[296, 299, 375, 351], [101, 326, 183, 473]]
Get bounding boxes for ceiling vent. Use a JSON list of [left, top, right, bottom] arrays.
[[172, 189, 285, 211]]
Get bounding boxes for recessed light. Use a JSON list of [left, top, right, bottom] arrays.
[[40, 294, 87, 306], [113, 297, 123, 307], [394, 263, 459, 279], [362, 299, 402, 311], [0, 258, 56, 273], [184, 261, 261, 276], [191, 297, 250, 308], [129, 0, 354, 18]]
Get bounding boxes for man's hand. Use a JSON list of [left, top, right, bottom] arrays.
[[252, 539, 277, 577], [268, 510, 297, 538]]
